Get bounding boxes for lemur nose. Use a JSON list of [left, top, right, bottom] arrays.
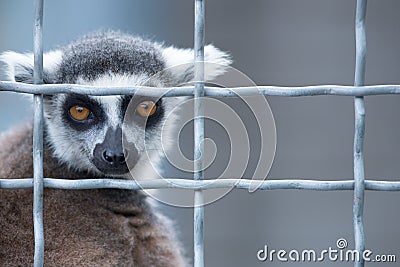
[[102, 150, 126, 165]]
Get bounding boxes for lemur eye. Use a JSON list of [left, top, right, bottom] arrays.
[[136, 101, 157, 117], [69, 105, 90, 121]]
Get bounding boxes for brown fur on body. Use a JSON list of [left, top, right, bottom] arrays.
[[0, 123, 187, 267]]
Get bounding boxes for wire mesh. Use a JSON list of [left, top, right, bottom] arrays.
[[0, 0, 396, 267]]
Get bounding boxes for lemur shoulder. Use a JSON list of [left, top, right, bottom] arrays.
[[0, 30, 231, 266]]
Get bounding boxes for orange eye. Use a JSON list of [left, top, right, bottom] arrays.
[[136, 101, 157, 117], [69, 105, 90, 121]]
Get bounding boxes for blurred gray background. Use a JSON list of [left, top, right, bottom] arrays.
[[1, 0, 400, 266]]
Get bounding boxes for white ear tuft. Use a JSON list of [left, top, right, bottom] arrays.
[[0, 52, 34, 83], [0, 50, 63, 84], [162, 44, 232, 85]]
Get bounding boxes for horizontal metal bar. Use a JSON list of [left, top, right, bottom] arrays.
[[1, 178, 400, 191], [2, 81, 400, 97]]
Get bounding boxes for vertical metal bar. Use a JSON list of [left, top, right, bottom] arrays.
[[33, 0, 44, 266], [353, 0, 367, 266], [193, 0, 205, 267]]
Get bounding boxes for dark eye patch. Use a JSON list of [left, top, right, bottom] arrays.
[[62, 94, 105, 131], [121, 95, 164, 129]]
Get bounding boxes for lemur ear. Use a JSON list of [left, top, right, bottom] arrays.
[[0, 50, 62, 84], [162, 44, 232, 85]]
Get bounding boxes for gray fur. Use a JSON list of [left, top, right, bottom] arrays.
[[59, 31, 166, 83]]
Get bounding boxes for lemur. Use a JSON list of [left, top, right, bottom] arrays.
[[0, 30, 231, 266]]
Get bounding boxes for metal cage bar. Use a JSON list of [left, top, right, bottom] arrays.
[[3, 178, 400, 191], [353, 0, 367, 266], [4, 82, 400, 97], [0, 0, 398, 267], [193, 0, 205, 266], [32, 0, 45, 266]]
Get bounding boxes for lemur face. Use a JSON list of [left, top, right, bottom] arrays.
[[0, 30, 231, 178], [46, 92, 167, 177]]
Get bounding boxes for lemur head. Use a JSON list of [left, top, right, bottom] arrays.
[[0, 30, 231, 178]]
